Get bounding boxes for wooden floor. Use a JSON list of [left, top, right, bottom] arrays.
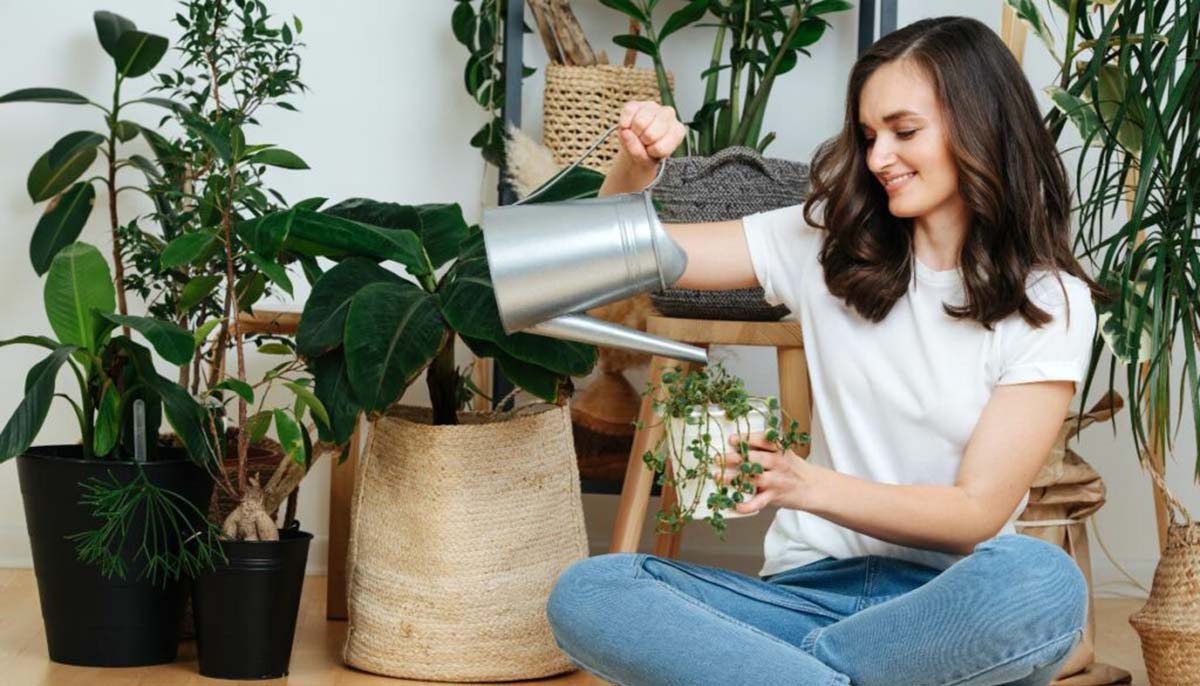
[[0, 569, 1149, 685]]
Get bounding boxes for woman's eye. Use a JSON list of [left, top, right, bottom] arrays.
[[897, 129, 917, 139]]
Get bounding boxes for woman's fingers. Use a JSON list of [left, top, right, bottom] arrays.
[[618, 102, 681, 161], [619, 128, 651, 164], [729, 431, 779, 451]]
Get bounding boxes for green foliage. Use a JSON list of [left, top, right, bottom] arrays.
[[640, 363, 808, 540], [601, 0, 852, 154], [1029, 0, 1200, 484]]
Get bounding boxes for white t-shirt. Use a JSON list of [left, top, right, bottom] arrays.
[[741, 204, 1097, 575]]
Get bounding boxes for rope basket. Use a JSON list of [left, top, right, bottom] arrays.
[[1129, 471, 1199, 686], [343, 403, 588, 682], [542, 63, 669, 173], [649, 146, 810, 321]]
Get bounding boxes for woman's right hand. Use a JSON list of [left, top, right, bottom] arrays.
[[617, 101, 687, 167]]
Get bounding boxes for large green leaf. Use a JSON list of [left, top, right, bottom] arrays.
[[44, 243, 116, 352], [285, 209, 430, 276], [298, 257, 405, 357], [93, 10, 137, 58], [438, 252, 597, 376], [247, 148, 310, 169], [27, 147, 97, 203], [0, 88, 90, 105], [0, 345, 76, 461], [237, 208, 295, 256], [310, 351, 360, 444], [30, 182, 95, 275], [344, 281, 447, 412], [99, 314, 195, 365], [112, 30, 169, 78], [323, 198, 469, 270], [520, 165, 605, 204], [48, 131, 105, 169], [160, 232, 217, 268], [93, 381, 120, 456]]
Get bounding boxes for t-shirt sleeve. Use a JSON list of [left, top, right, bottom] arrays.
[[741, 203, 813, 308], [994, 276, 1097, 387]]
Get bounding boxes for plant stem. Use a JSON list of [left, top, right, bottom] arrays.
[[108, 74, 130, 337], [427, 334, 458, 425], [734, 7, 804, 144]]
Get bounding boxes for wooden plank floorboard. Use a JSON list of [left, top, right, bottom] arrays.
[[0, 570, 1149, 685]]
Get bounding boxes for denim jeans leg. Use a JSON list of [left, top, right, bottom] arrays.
[[546, 552, 853, 686], [800, 534, 1088, 686]]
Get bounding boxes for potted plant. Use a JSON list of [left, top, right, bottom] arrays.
[[0, 10, 224, 667], [637, 362, 808, 538], [124, 1, 327, 679], [1015, 0, 1200, 682], [601, 0, 851, 320]]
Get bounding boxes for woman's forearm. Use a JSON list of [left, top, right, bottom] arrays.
[[802, 465, 996, 556], [599, 149, 660, 197]]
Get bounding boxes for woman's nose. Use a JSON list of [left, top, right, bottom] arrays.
[[867, 139, 895, 173]]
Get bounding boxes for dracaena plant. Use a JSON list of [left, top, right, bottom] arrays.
[[601, 0, 853, 155], [235, 195, 600, 432], [1015, 0, 1200, 498]]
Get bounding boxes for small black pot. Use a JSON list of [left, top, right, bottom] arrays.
[[193, 524, 312, 680], [16, 445, 213, 666]]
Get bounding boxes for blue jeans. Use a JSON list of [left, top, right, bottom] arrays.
[[546, 534, 1086, 686]]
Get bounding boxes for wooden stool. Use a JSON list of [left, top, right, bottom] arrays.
[[608, 315, 811, 559]]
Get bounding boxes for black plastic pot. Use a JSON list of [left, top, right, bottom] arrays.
[[193, 524, 312, 680], [16, 445, 214, 666]]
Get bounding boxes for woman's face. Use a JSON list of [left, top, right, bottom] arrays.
[[858, 59, 961, 220]]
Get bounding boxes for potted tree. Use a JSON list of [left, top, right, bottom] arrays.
[[1016, 0, 1200, 682], [0, 10, 222, 667], [122, 1, 327, 679], [638, 362, 808, 538], [230, 194, 599, 680]]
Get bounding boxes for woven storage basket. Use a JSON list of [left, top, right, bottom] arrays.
[[1129, 488, 1200, 686], [542, 62, 669, 173], [343, 403, 588, 682], [650, 146, 810, 321]]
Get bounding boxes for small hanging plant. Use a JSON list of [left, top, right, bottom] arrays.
[[639, 363, 808, 539]]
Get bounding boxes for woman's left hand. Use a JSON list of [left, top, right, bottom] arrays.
[[714, 433, 823, 515]]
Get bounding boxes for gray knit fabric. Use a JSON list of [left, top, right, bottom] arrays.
[[650, 146, 811, 321]]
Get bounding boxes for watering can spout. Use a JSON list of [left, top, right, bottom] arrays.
[[482, 190, 709, 366]]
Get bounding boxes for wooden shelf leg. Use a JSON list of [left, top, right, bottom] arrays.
[[326, 416, 363, 620]]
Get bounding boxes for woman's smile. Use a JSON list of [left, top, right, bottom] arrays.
[[882, 171, 917, 193]]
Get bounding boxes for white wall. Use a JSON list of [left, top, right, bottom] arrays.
[[0, 1, 1194, 600]]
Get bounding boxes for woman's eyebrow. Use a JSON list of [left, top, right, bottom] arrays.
[[859, 109, 924, 128]]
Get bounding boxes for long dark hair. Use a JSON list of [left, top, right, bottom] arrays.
[[803, 16, 1108, 329]]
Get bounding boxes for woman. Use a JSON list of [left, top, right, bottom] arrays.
[[546, 16, 1106, 686]]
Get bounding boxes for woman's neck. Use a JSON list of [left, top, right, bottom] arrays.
[[912, 199, 970, 271]]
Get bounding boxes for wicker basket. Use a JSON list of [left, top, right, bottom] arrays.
[[1129, 473, 1199, 686], [342, 403, 588, 682], [649, 146, 810, 321], [542, 62, 669, 173]]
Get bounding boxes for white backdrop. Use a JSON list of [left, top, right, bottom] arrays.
[[0, 1, 1193, 600]]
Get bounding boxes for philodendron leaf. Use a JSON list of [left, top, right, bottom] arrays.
[[93, 381, 120, 456], [112, 30, 169, 78], [0, 88, 90, 105], [310, 351, 359, 445], [322, 199, 468, 271], [28, 147, 97, 203], [287, 209, 430, 277], [44, 242, 116, 352], [297, 257, 402, 357], [99, 313, 195, 365], [461, 335, 567, 404], [246, 148, 310, 169], [93, 10, 137, 58], [0, 345, 76, 461], [274, 409, 305, 466], [48, 131, 106, 169], [237, 207, 295, 256], [344, 281, 447, 412], [31, 182, 95, 275]]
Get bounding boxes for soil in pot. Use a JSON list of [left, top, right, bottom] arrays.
[[16, 444, 214, 667], [192, 524, 312, 680]]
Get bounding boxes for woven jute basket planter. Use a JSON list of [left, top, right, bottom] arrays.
[[649, 146, 810, 321], [542, 62, 669, 174], [1129, 473, 1200, 686], [342, 402, 588, 682]]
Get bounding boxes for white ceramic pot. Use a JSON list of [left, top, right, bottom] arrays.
[[665, 400, 768, 520]]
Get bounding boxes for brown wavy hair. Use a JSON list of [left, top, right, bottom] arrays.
[[803, 16, 1108, 330]]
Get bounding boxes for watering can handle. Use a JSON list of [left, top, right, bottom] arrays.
[[516, 124, 667, 206]]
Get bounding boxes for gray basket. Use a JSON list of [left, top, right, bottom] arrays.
[[650, 146, 810, 321]]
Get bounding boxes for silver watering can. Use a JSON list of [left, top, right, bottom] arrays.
[[481, 126, 709, 365]]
